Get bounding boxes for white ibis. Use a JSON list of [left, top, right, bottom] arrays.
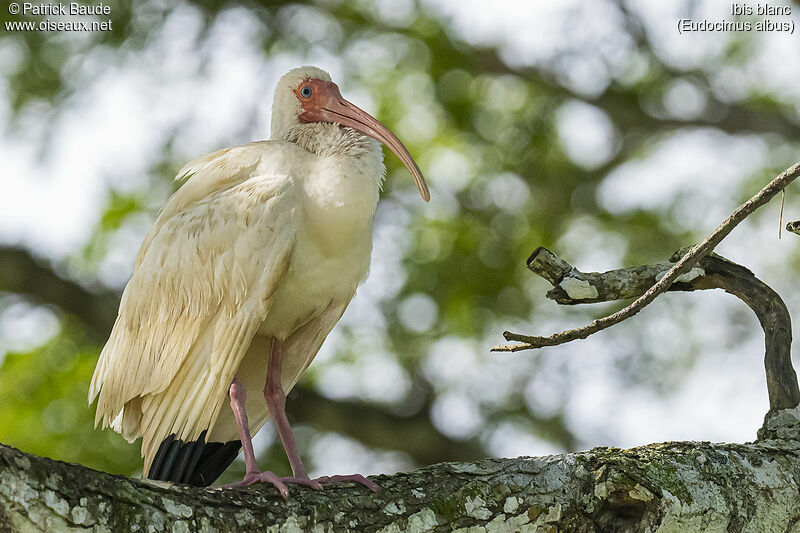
[[88, 66, 429, 496]]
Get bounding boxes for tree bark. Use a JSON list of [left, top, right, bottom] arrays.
[[1, 409, 800, 532]]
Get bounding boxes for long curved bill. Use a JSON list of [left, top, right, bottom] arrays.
[[317, 86, 430, 202]]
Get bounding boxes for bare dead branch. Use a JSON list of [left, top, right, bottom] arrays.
[[494, 161, 800, 352], [509, 247, 799, 410]]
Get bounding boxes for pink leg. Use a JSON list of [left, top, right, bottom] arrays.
[[222, 377, 290, 498], [264, 337, 321, 489], [265, 338, 378, 492]]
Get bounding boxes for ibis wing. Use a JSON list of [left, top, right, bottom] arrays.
[[135, 144, 267, 263], [89, 143, 298, 468]]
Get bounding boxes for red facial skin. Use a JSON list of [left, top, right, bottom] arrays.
[[295, 79, 342, 122], [294, 78, 430, 202]]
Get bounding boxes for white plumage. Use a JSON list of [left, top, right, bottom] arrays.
[[88, 66, 428, 490]]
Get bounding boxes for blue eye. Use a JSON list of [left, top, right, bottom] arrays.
[[300, 86, 312, 98]]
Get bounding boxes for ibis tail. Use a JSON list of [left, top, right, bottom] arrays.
[[147, 430, 241, 486]]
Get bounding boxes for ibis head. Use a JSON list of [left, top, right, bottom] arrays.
[[270, 66, 430, 202]]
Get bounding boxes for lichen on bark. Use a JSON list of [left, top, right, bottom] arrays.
[[2, 408, 800, 531]]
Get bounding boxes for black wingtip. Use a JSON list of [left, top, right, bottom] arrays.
[[148, 433, 175, 480], [160, 439, 182, 480], [177, 430, 207, 484], [189, 440, 242, 487], [147, 432, 241, 487]]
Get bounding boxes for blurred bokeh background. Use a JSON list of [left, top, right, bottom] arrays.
[[1, 0, 799, 484]]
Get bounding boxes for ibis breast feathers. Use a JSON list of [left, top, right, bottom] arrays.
[[89, 142, 300, 464]]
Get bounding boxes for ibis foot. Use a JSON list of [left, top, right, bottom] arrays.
[[223, 470, 290, 498], [279, 475, 324, 490], [270, 473, 378, 492], [222, 472, 376, 497]]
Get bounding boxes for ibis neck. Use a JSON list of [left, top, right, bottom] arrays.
[[279, 122, 378, 158], [282, 123, 385, 253]]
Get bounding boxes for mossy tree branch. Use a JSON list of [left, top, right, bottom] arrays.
[[3, 409, 800, 531]]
